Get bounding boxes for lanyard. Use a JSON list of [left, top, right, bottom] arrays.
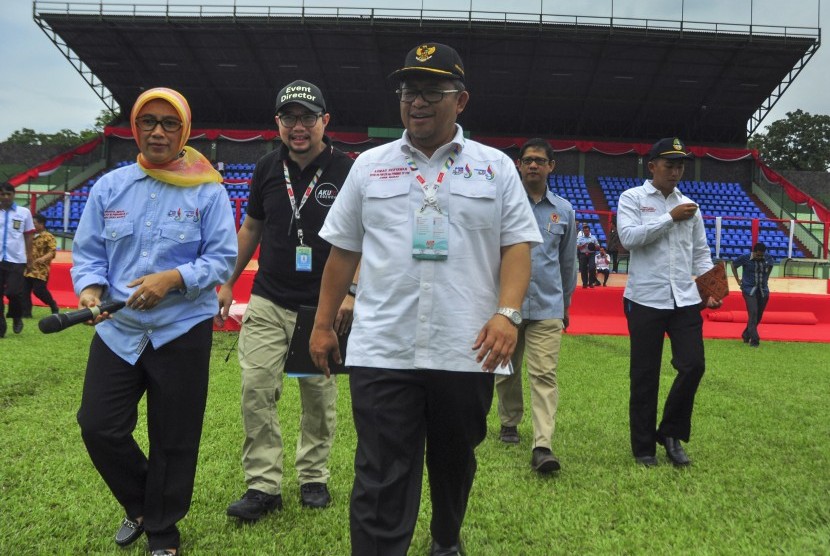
[[1, 207, 10, 261], [404, 145, 460, 213], [283, 161, 323, 246]]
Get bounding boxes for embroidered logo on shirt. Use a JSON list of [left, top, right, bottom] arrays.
[[550, 213, 560, 223], [315, 182, 339, 207], [104, 210, 127, 220], [462, 165, 495, 181], [168, 208, 200, 222], [12, 219, 22, 230]]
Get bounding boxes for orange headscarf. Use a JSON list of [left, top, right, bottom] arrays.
[[130, 87, 222, 187]]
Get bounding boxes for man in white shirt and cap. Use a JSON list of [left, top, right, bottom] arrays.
[[617, 137, 721, 468]]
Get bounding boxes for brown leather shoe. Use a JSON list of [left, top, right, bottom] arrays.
[[531, 447, 561, 474]]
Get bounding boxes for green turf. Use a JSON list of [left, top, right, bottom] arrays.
[[0, 308, 828, 554]]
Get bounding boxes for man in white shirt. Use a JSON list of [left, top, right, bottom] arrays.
[[617, 137, 721, 468], [0, 182, 34, 337], [310, 43, 540, 556]]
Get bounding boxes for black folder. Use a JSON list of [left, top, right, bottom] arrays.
[[284, 305, 350, 376]]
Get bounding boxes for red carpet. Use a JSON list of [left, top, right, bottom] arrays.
[[41, 263, 830, 343]]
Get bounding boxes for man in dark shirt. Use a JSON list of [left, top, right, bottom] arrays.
[[216, 80, 355, 520], [731, 242, 775, 347]]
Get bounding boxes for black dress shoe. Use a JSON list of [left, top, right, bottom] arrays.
[[226, 489, 282, 521], [634, 455, 658, 467], [12, 318, 23, 334], [430, 539, 464, 556], [531, 447, 561, 474], [499, 425, 519, 444], [150, 550, 177, 556], [114, 517, 144, 547], [663, 437, 691, 466], [300, 482, 331, 508]]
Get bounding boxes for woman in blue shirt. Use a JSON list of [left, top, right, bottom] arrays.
[[72, 88, 237, 555]]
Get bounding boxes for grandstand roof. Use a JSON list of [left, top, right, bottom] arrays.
[[35, 3, 820, 145]]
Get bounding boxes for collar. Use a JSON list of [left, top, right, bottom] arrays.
[[1, 202, 18, 212], [400, 124, 466, 160], [644, 179, 683, 200]]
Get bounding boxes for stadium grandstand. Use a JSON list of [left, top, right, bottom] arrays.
[[6, 0, 829, 340]]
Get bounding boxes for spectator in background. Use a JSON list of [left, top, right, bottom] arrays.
[[495, 138, 577, 476], [0, 181, 34, 337], [731, 242, 775, 348], [576, 223, 598, 288], [595, 246, 611, 286], [72, 87, 237, 555], [606, 218, 623, 272], [22, 212, 60, 317], [617, 137, 721, 468]]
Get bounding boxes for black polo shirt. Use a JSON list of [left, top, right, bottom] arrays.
[[246, 136, 354, 310]]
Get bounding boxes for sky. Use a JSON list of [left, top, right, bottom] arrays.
[[0, 0, 826, 142]]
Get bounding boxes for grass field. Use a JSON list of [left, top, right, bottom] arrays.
[[1, 307, 828, 554]]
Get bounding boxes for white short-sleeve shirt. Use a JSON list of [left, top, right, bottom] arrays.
[[320, 126, 542, 373]]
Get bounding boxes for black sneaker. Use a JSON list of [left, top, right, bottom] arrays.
[[300, 482, 331, 508], [226, 489, 282, 521], [12, 318, 23, 334]]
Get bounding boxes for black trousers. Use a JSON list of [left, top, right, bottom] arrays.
[[577, 252, 596, 286], [609, 250, 619, 272], [348, 367, 494, 556], [742, 291, 769, 346], [0, 261, 26, 323], [22, 276, 59, 315], [77, 319, 212, 551], [597, 268, 610, 285], [623, 299, 705, 457]]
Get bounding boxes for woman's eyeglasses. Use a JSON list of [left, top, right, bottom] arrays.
[[135, 116, 183, 132]]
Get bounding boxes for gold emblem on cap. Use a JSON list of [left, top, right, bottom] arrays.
[[415, 45, 436, 62], [672, 138, 683, 151]]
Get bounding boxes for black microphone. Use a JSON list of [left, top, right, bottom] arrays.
[[38, 301, 126, 334]]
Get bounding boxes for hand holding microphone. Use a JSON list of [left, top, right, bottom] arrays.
[[38, 301, 126, 334]]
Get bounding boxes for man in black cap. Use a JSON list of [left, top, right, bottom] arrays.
[[217, 79, 355, 519], [731, 242, 775, 347], [617, 137, 721, 468], [310, 43, 540, 555]]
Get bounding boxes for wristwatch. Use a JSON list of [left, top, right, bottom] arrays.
[[496, 307, 522, 327], [347, 282, 358, 297]]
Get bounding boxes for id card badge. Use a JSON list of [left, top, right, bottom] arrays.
[[296, 245, 312, 272], [412, 206, 449, 260]]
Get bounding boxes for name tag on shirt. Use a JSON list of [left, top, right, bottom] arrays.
[[412, 206, 448, 260]]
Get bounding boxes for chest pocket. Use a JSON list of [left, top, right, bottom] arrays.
[[364, 179, 410, 228], [101, 221, 135, 257], [158, 223, 202, 268], [449, 181, 497, 230]]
